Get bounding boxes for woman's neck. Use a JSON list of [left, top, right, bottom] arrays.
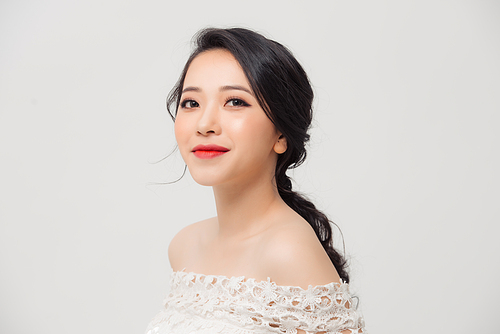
[[212, 175, 286, 239]]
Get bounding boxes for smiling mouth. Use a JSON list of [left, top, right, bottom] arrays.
[[192, 144, 229, 159]]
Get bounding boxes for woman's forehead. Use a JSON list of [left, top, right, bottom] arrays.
[[183, 50, 251, 91]]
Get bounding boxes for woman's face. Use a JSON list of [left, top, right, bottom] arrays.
[[174, 49, 286, 188]]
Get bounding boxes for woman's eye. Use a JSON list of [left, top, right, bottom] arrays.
[[226, 98, 250, 107], [181, 100, 199, 109]]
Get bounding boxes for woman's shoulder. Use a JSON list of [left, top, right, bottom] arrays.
[[168, 217, 217, 271], [258, 213, 341, 289]]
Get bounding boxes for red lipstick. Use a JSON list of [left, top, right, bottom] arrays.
[[192, 144, 229, 159]]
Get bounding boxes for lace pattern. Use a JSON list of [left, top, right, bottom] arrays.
[[145, 271, 365, 334]]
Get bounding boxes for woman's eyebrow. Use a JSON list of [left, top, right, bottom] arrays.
[[181, 85, 253, 95], [219, 85, 253, 95], [181, 86, 201, 93]]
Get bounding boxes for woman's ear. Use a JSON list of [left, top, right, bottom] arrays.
[[273, 134, 287, 154]]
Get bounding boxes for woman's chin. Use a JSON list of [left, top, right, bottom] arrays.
[[189, 171, 223, 187], [192, 179, 216, 187]]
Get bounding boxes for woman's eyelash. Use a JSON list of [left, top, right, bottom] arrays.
[[180, 97, 250, 108], [225, 97, 251, 107], [180, 99, 199, 108]]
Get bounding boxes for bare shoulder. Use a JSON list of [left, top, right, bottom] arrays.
[[168, 217, 217, 272], [260, 214, 341, 289]]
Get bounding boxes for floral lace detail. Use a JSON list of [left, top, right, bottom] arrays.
[[145, 271, 365, 334]]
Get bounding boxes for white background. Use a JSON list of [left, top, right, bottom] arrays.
[[1, 0, 499, 333]]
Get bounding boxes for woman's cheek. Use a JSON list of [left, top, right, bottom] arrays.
[[223, 115, 245, 134], [174, 117, 191, 156]]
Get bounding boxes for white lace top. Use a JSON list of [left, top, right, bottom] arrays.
[[145, 270, 365, 334]]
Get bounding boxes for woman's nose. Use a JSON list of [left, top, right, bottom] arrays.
[[196, 103, 221, 136]]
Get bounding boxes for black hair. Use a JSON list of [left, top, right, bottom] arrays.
[[167, 27, 350, 283]]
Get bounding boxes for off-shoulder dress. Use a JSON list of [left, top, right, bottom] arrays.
[[145, 270, 365, 334]]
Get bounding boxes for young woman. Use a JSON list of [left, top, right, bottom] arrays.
[[145, 27, 365, 334]]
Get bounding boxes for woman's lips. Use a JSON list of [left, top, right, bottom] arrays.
[[192, 144, 229, 159]]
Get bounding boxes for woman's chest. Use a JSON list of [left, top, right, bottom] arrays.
[[183, 235, 271, 280]]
